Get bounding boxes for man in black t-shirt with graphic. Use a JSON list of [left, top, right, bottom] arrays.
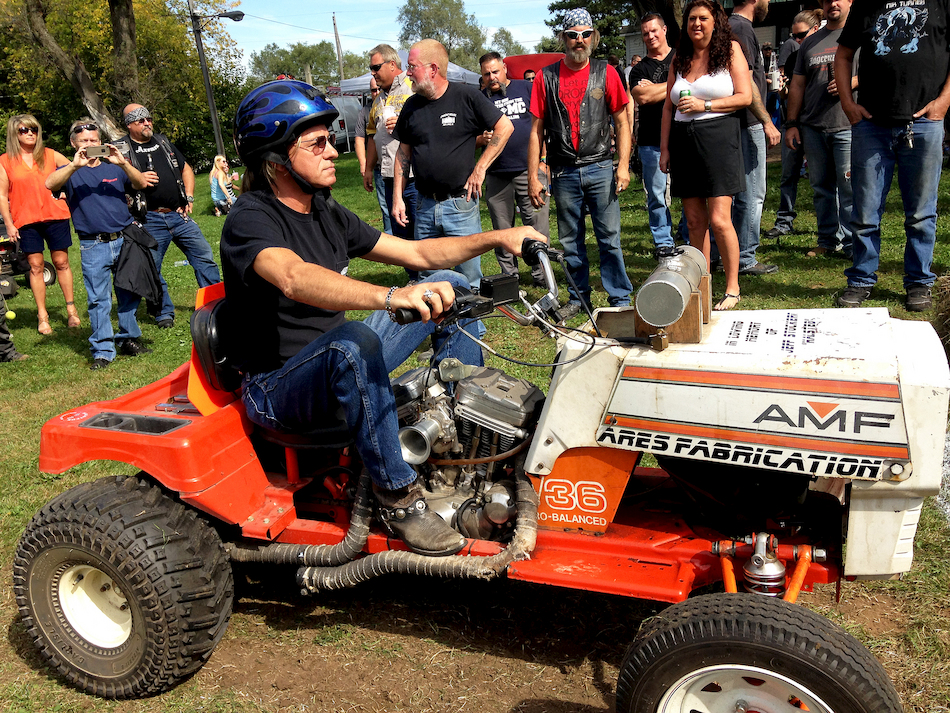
[[117, 104, 220, 329], [785, 0, 856, 261], [392, 39, 513, 310], [629, 12, 675, 254], [478, 51, 549, 285], [223, 81, 542, 557], [835, 0, 950, 312]]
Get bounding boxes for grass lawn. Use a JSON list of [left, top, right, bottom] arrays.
[[0, 151, 947, 711]]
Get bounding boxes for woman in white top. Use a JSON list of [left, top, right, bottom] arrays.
[[659, 0, 751, 310]]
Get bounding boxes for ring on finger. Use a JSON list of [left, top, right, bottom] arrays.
[[422, 289, 434, 302]]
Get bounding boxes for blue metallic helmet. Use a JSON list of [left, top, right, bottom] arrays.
[[233, 80, 339, 164]]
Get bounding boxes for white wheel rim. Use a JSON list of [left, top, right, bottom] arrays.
[[57, 564, 132, 648], [658, 664, 833, 713]]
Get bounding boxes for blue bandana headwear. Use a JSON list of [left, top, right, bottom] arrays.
[[563, 8, 593, 29]]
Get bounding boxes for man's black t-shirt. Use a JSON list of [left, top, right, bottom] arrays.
[[220, 191, 380, 375], [393, 82, 502, 197], [839, 0, 950, 125], [128, 136, 188, 211], [729, 14, 767, 127], [629, 49, 674, 147]]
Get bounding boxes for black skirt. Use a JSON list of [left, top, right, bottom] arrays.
[[670, 113, 745, 198]]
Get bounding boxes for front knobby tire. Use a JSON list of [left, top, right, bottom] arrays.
[[615, 593, 903, 713], [13, 476, 234, 698]]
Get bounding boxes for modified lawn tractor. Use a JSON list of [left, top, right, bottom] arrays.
[[0, 236, 57, 298], [14, 243, 949, 711]]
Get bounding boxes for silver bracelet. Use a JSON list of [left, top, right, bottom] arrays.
[[385, 285, 398, 322]]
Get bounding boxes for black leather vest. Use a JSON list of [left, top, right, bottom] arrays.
[[542, 59, 612, 167]]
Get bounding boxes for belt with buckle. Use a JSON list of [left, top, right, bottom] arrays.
[[79, 232, 121, 242], [421, 189, 468, 202]]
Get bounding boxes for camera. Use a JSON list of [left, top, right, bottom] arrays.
[[85, 145, 111, 159]]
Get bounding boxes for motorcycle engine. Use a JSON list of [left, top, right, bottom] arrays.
[[392, 366, 545, 542]]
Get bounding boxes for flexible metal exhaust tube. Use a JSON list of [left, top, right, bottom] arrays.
[[226, 468, 373, 567], [296, 474, 539, 593]]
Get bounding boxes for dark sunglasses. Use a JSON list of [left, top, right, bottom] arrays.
[[369, 62, 386, 72], [792, 30, 810, 40], [564, 29, 594, 40], [71, 123, 98, 135], [17, 126, 38, 135]]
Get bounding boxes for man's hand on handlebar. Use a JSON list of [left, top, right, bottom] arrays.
[[499, 226, 547, 256], [388, 281, 456, 324]]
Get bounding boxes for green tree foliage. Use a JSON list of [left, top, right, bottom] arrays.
[[396, 0, 487, 71], [491, 28, 527, 58], [341, 51, 368, 82], [0, 0, 248, 169], [249, 41, 335, 87]]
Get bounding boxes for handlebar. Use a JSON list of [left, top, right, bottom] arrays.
[[392, 240, 565, 328]]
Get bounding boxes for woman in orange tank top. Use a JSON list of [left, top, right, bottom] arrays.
[[0, 115, 80, 334]]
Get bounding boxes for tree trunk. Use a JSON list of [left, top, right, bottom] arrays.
[[23, 0, 124, 140], [109, 0, 139, 107]]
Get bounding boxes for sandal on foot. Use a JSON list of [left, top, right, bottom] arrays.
[[714, 293, 741, 311], [37, 314, 53, 335], [66, 301, 81, 328]]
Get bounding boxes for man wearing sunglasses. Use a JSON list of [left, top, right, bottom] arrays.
[[527, 8, 633, 317], [365, 44, 418, 268], [45, 119, 156, 369], [114, 104, 221, 330], [223, 81, 544, 557]]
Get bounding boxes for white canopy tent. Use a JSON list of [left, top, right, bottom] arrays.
[[337, 50, 480, 95]]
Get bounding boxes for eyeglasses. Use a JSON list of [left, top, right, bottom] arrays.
[[792, 30, 810, 40], [129, 117, 152, 125], [369, 62, 386, 72], [295, 133, 336, 155], [371, 88, 380, 94], [406, 62, 433, 74], [71, 123, 98, 135], [17, 126, 38, 135], [564, 29, 594, 40]]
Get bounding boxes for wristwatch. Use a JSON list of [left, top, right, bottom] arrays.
[[704, 99, 712, 112], [186, 195, 195, 204]]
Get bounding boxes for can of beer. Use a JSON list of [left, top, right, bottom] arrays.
[[679, 90, 691, 98]]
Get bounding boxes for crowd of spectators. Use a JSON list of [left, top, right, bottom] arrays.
[[2, 0, 946, 366]]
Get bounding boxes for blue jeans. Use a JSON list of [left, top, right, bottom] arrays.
[[774, 127, 804, 232], [846, 118, 943, 288], [385, 178, 419, 280], [374, 166, 392, 234], [415, 193, 485, 336], [801, 125, 853, 256], [415, 194, 483, 288], [240, 271, 482, 491], [145, 211, 221, 323], [732, 124, 767, 270], [638, 146, 674, 250], [78, 236, 142, 361], [551, 159, 632, 307]]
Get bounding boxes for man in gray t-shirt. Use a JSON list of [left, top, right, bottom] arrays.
[[785, 0, 856, 259]]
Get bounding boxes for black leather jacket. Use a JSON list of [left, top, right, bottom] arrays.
[[541, 59, 612, 167]]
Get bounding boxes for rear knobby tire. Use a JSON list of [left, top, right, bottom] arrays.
[[615, 592, 902, 713], [13, 476, 234, 698]]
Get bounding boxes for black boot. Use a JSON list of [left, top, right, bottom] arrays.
[[375, 481, 466, 556]]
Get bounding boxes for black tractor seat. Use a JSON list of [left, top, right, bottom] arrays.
[[190, 296, 353, 451]]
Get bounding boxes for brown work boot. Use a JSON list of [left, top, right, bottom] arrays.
[[375, 480, 466, 556]]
